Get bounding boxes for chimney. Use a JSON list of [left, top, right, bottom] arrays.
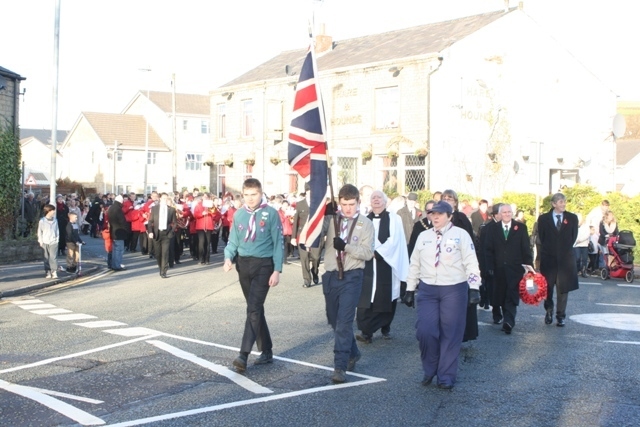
[[315, 23, 333, 54]]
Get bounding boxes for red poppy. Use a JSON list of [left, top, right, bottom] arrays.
[[563, 219, 568, 224], [259, 220, 265, 227], [514, 225, 518, 231]]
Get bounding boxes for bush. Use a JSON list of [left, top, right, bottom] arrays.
[[0, 127, 21, 240]]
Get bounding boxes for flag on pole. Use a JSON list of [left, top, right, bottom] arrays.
[[288, 46, 328, 249]]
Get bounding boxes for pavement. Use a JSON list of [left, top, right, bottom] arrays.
[[0, 234, 110, 298]]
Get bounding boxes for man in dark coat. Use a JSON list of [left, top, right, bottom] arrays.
[[537, 193, 579, 327], [148, 193, 176, 278], [107, 195, 129, 271], [478, 203, 502, 312], [291, 183, 323, 288], [471, 199, 492, 239], [485, 204, 534, 334], [87, 196, 103, 238]]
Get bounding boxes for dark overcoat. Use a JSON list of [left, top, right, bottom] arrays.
[[537, 209, 579, 294]]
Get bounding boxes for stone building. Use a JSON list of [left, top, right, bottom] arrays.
[[0, 66, 25, 135], [208, 6, 616, 200]]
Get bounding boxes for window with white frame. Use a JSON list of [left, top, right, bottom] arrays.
[[375, 86, 399, 129], [185, 153, 203, 171], [147, 152, 156, 165], [145, 185, 158, 194], [242, 99, 254, 138], [201, 120, 210, 134], [217, 104, 226, 139]]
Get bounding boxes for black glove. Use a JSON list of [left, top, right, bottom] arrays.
[[402, 291, 415, 308], [374, 250, 384, 262], [324, 201, 338, 216], [487, 269, 494, 277], [333, 237, 346, 252], [468, 289, 481, 305]]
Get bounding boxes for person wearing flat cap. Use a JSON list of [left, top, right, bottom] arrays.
[[402, 200, 481, 390]]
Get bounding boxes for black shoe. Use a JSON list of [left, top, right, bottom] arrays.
[[347, 353, 361, 371], [312, 271, 319, 284], [302, 283, 311, 288], [175, 260, 181, 264], [502, 323, 512, 335], [557, 318, 565, 327], [493, 318, 503, 325], [382, 331, 392, 340], [545, 310, 553, 325], [254, 350, 273, 365], [421, 375, 434, 386], [438, 383, 454, 390], [331, 369, 346, 384], [356, 333, 372, 344], [233, 353, 248, 371]]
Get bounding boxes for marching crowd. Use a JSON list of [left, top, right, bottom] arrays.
[[25, 182, 621, 388]]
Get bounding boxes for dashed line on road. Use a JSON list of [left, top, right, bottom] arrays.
[[50, 313, 98, 321], [18, 303, 56, 310], [30, 308, 72, 315], [73, 320, 128, 328], [10, 299, 45, 305], [617, 284, 640, 288], [596, 303, 640, 308]]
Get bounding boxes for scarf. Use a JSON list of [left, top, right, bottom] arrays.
[[159, 203, 167, 231], [244, 197, 268, 242]]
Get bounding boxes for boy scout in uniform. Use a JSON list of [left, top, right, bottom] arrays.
[[322, 184, 375, 384]]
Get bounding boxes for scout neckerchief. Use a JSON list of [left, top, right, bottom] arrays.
[[434, 222, 453, 267], [244, 198, 268, 242], [338, 213, 359, 261]]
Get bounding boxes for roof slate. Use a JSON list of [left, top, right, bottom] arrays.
[[20, 129, 69, 145], [222, 9, 509, 87], [617, 139, 640, 166], [82, 112, 169, 151], [146, 91, 209, 116]]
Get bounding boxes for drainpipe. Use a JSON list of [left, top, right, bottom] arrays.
[[426, 56, 443, 192]]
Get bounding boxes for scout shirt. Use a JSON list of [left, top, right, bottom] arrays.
[[224, 204, 284, 272], [324, 213, 375, 272], [406, 224, 480, 291]]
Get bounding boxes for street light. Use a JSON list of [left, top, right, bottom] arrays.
[[139, 67, 152, 194]]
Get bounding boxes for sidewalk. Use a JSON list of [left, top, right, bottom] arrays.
[[0, 235, 108, 298]]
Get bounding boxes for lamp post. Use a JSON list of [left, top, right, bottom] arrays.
[[139, 67, 152, 194], [50, 0, 61, 202]]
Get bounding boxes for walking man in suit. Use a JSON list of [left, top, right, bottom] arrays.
[[485, 204, 534, 334], [537, 193, 579, 327], [292, 182, 323, 288], [148, 192, 176, 278]]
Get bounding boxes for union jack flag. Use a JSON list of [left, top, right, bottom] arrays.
[[288, 46, 328, 249]]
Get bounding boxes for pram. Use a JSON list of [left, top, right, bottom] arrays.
[[600, 230, 636, 283]]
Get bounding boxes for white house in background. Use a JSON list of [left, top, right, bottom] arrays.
[[615, 139, 640, 196], [19, 129, 67, 190], [210, 5, 617, 199], [121, 91, 211, 192], [59, 112, 169, 194]]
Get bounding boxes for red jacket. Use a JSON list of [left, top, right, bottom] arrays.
[[122, 199, 137, 223], [194, 202, 222, 231], [226, 206, 238, 227], [131, 209, 147, 233], [279, 209, 293, 236]]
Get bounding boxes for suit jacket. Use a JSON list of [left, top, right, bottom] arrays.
[[292, 198, 309, 240], [149, 204, 176, 240], [395, 205, 414, 243], [471, 210, 491, 240], [538, 209, 579, 294]]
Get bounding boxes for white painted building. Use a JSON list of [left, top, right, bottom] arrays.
[[209, 6, 617, 199]]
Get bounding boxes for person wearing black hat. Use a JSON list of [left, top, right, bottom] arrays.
[[291, 182, 324, 287], [402, 200, 481, 390]]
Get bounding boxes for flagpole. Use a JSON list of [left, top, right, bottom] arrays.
[[308, 21, 344, 279]]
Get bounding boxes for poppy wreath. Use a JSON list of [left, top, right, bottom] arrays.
[[519, 272, 548, 305]]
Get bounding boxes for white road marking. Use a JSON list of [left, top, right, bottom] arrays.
[[0, 334, 160, 374], [10, 299, 45, 305], [103, 327, 162, 337], [30, 308, 72, 315], [74, 320, 127, 328], [618, 284, 640, 288], [50, 313, 98, 321], [24, 385, 104, 404], [106, 377, 386, 427], [579, 282, 601, 286], [147, 340, 273, 394], [596, 303, 640, 308], [606, 340, 640, 345], [20, 304, 57, 310], [0, 379, 105, 426], [570, 313, 640, 332]]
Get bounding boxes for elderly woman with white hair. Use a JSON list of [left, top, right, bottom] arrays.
[[356, 190, 409, 343]]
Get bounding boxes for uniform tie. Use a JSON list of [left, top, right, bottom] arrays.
[[504, 224, 509, 239], [556, 214, 562, 231]]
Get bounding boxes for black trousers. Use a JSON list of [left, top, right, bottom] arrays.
[[128, 231, 139, 251], [198, 230, 211, 263], [544, 282, 569, 320], [189, 232, 198, 258], [211, 231, 220, 254], [154, 232, 172, 275], [236, 256, 274, 354]]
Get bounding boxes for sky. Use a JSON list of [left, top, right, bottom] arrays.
[[3, 0, 639, 131]]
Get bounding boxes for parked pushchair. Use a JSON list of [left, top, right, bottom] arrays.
[[600, 230, 636, 283]]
